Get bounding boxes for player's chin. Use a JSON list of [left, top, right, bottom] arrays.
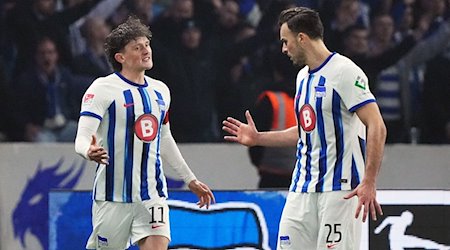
[[142, 61, 153, 70]]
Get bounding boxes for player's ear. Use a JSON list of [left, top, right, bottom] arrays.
[[297, 32, 305, 43], [114, 53, 125, 63]]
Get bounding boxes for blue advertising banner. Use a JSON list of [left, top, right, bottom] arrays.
[[2, 144, 450, 250], [49, 190, 288, 250]]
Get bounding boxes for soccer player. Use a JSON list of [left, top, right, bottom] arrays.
[[75, 16, 215, 250], [222, 7, 386, 250]]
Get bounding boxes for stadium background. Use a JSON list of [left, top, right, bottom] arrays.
[[1, 0, 449, 249]]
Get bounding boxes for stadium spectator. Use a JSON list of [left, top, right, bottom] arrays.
[[71, 17, 112, 81], [369, 13, 450, 143], [0, 0, 16, 81], [67, 0, 124, 56], [211, 0, 267, 126], [151, 0, 195, 49], [5, 0, 102, 75], [0, 62, 15, 141], [368, 13, 412, 142], [1, 0, 449, 143], [161, 19, 220, 142], [322, 0, 370, 52], [420, 48, 450, 144], [248, 51, 298, 188], [14, 37, 86, 142], [394, 18, 450, 143], [340, 17, 428, 143]]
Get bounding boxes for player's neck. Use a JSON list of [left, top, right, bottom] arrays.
[[119, 69, 146, 85], [306, 40, 332, 71]]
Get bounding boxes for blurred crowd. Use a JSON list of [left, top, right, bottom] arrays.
[[0, 0, 449, 144]]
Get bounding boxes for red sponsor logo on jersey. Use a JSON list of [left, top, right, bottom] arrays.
[[299, 104, 316, 132], [326, 243, 337, 249], [134, 114, 159, 142], [151, 224, 164, 229], [83, 94, 95, 104]]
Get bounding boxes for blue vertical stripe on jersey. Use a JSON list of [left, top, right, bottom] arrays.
[[301, 74, 314, 193], [358, 137, 366, 162], [93, 163, 99, 200], [292, 78, 305, 192], [291, 141, 304, 192], [138, 88, 151, 200], [154, 90, 166, 197], [302, 136, 312, 193], [351, 156, 360, 189], [106, 102, 116, 201], [332, 90, 344, 190], [295, 79, 305, 136], [123, 90, 135, 202], [315, 76, 327, 192]]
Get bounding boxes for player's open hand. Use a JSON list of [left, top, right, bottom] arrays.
[[344, 180, 383, 222], [188, 180, 215, 209], [87, 135, 109, 165], [222, 110, 259, 146]]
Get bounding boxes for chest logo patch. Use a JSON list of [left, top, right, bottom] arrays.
[[315, 86, 326, 98], [299, 104, 316, 132], [134, 114, 159, 142]]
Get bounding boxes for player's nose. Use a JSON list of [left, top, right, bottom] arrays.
[[143, 46, 151, 55], [281, 45, 288, 55]]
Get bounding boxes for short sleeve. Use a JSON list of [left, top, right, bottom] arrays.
[[335, 63, 375, 112]]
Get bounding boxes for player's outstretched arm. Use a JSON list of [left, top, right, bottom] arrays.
[[188, 180, 216, 209], [160, 122, 216, 208], [223, 110, 259, 146], [223, 110, 299, 147]]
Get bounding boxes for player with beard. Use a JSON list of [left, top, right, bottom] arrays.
[[223, 7, 386, 250]]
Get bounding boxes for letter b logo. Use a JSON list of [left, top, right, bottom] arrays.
[[135, 114, 159, 142], [299, 104, 316, 132]]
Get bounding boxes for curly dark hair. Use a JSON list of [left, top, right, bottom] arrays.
[[104, 16, 152, 72], [278, 7, 324, 40]]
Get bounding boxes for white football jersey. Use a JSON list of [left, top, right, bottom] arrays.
[[80, 72, 170, 202], [290, 53, 376, 193]]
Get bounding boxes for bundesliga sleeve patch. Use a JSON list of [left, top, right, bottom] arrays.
[[83, 94, 95, 105], [354, 76, 367, 90]]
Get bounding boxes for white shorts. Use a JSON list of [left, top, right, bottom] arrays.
[[277, 191, 361, 250], [86, 197, 171, 249]]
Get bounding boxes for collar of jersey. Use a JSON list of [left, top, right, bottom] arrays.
[[115, 72, 149, 87], [308, 52, 336, 74]]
